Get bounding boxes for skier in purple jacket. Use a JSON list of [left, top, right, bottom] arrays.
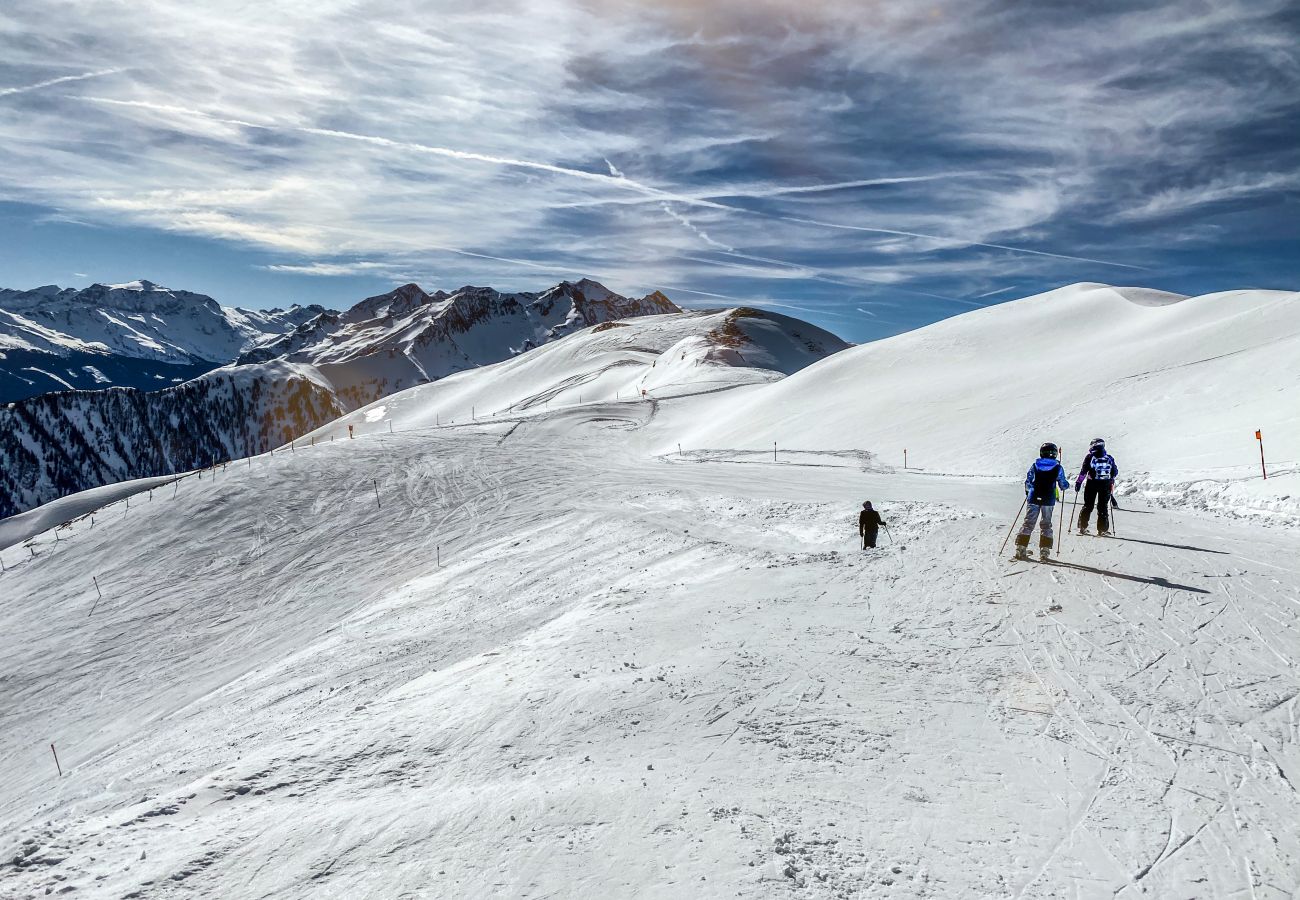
[[1075, 438, 1118, 535]]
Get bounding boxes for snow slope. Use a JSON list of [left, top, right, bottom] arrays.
[[1, 407, 1297, 898], [304, 307, 849, 438], [2, 282, 1297, 898], [667, 284, 1300, 522]]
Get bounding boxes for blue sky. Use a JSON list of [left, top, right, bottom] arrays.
[[0, 0, 1296, 342]]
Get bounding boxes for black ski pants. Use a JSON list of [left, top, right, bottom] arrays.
[[862, 529, 878, 549], [1079, 480, 1113, 532]]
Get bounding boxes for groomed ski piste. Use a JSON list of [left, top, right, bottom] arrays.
[[2, 284, 1298, 898]]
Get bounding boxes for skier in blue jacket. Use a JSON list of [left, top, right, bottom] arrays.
[[1014, 441, 1071, 560], [1075, 438, 1118, 535]]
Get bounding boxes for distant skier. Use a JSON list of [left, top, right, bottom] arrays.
[[1014, 442, 1070, 561], [1075, 438, 1119, 535], [859, 501, 885, 549]]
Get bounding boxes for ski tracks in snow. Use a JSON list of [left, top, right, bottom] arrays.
[[1, 428, 1298, 898]]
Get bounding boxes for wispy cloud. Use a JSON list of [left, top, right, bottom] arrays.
[[0, 0, 1294, 342]]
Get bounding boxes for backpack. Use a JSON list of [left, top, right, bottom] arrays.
[[1090, 455, 1114, 480]]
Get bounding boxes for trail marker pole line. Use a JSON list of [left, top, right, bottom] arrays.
[[50, 743, 61, 777], [1256, 429, 1268, 479], [373, 480, 381, 510], [904, 448, 908, 469], [89, 577, 104, 616], [773, 441, 777, 464]]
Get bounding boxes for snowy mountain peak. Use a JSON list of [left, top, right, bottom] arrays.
[[0, 282, 338, 400], [341, 283, 435, 325]]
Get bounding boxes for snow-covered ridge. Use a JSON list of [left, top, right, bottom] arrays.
[[0, 280, 330, 364]]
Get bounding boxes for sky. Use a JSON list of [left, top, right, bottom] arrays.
[[0, 0, 1297, 342]]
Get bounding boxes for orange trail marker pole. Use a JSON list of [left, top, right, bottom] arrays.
[[1256, 430, 1267, 479]]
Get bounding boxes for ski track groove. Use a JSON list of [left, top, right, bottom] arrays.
[[2, 426, 1299, 897]]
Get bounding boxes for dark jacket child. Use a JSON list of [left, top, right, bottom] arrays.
[[1075, 438, 1118, 535], [859, 501, 885, 549]]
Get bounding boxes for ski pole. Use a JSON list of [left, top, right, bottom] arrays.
[[1056, 450, 1068, 553], [999, 498, 1027, 556], [883, 523, 893, 544], [1109, 494, 1118, 536]]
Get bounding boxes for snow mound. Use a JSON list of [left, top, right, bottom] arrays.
[[666, 284, 1300, 493], [301, 307, 849, 439]]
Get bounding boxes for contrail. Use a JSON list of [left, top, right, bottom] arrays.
[[1, 68, 125, 98], [80, 97, 668, 198], [777, 215, 1150, 270], [74, 96, 1148, 272], [556, 172, 974, 208], [701, 173, 975, 199], [425, 244, 572, 273], [973, 285, 1021, 299], [659, 202, 734, 251]]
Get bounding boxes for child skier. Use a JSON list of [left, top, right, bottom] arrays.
[[1014, 442, 1070, 561], [1075, 438, 1119, 535], [859, 501, 885, 549]]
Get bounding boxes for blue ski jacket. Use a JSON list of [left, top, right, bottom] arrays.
[[1025, 457, 1070, 505]]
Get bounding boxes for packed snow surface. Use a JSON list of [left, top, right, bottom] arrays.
[[2, 283, 1297, 898]]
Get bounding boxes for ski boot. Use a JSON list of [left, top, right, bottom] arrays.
[[1039, 536, 1053, 562], [1013, 533, 1031, 561]]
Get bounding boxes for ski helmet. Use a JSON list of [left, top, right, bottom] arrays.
[[1039, 442, 1059, 459], [1090, 437, 1106, 450]]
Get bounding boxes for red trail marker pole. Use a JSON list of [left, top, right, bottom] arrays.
[[1256, 429, 1267, 479]]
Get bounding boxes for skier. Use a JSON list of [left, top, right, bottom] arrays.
[[859, 501, 885, 549], [1075, 437, 1119, 535], [1014, 442, 1070, 561]]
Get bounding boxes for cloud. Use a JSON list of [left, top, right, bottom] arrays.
[[262, 261, 392, 277], [0, 0, 1294, 333]]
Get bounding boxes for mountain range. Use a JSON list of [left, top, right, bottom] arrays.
[[0, 278, 850, 519], [0, 280, 331, 403]]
